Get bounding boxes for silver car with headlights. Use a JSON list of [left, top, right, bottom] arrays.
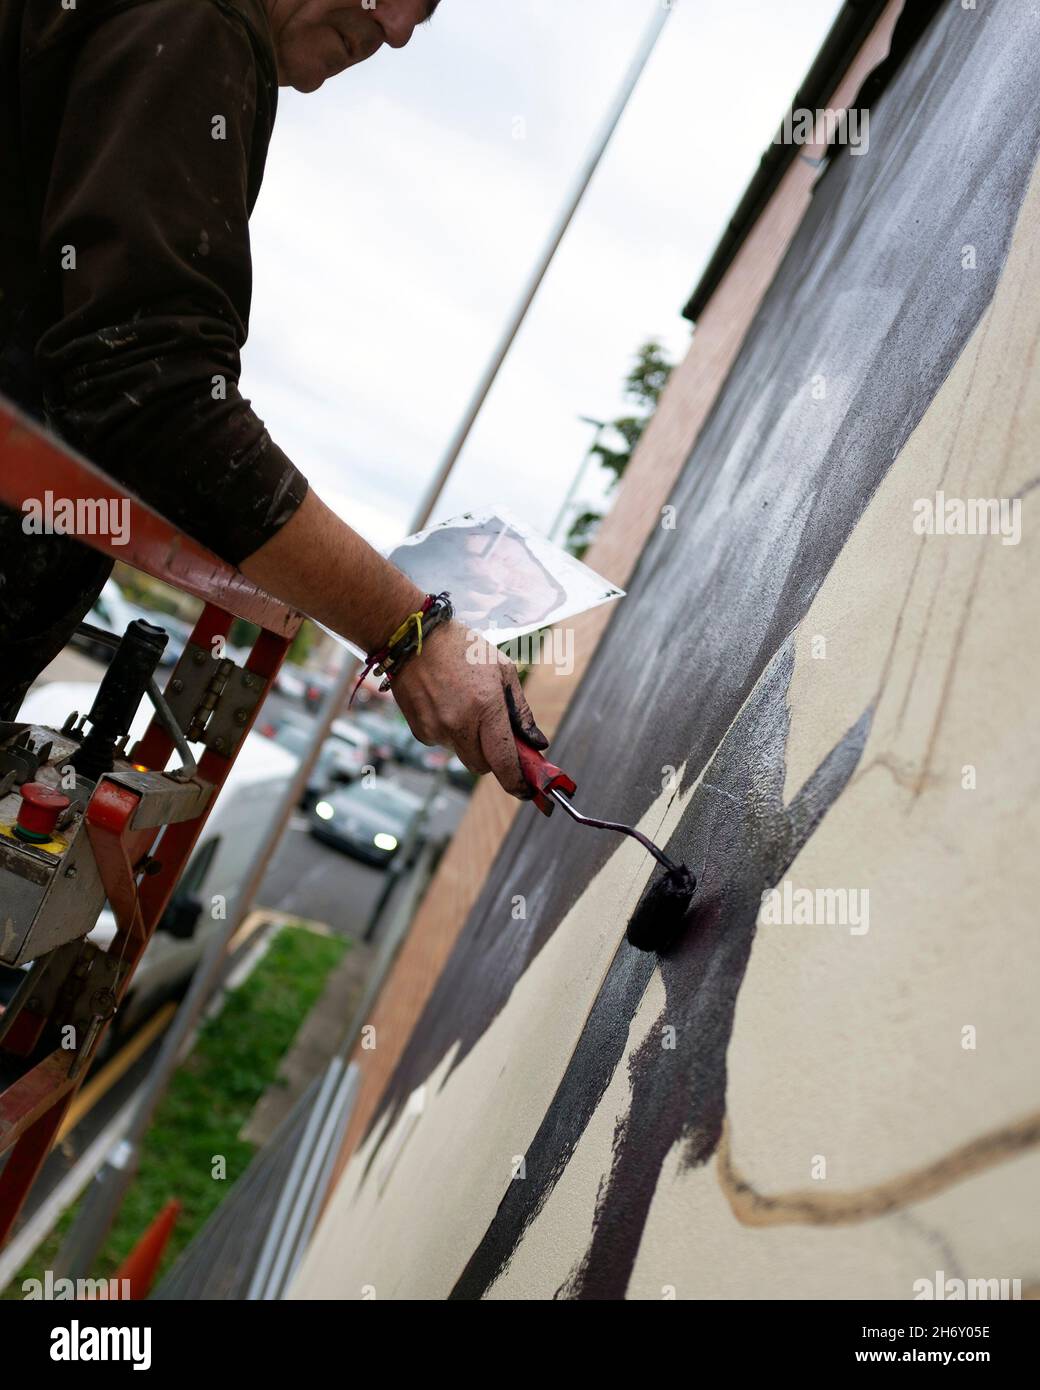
[[308, 779, 425, 867]]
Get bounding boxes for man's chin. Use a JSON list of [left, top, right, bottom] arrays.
[[278, 30, 360, 93], [279, 56, 330, 94], [291, 75, 326, 93]]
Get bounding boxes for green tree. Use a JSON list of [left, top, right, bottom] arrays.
[[566, 340, 673, 557]]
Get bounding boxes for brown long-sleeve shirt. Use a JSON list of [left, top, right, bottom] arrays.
[[0, 0, 308, 564]]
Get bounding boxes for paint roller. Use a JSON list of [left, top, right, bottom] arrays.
[[514, 736, 696, 952]]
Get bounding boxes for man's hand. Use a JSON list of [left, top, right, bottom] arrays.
[[240, 491, 549, 798], [392, 623, 548, 799]]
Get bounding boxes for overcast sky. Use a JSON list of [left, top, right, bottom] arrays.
[[245, 0, 841, 553]]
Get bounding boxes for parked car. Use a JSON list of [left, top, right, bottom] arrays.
[[309, 779, 425, 867], [352, 709, 411, 758], [273, 663, 309, 701], [263, 716, 312, 761], [347, 709, 394, 766], [326, 720, 376, 779], [302, 670, 336, 713], [261, 716, 375, 805], [71, 582, 145, 662], [353, 708, 448, 771], [72, 581, 192, 667]]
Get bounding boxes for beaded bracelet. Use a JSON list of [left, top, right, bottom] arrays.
[[350, 591, 454, 705]]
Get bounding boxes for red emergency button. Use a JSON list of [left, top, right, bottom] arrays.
[[14, 783, 70, 843]]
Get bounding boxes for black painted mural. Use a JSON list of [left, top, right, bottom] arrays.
[[359, 0, 1040, 1297]]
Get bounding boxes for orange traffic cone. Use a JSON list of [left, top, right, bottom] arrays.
[[104, 1198, 181, 1299]]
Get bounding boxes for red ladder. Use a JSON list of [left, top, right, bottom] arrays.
[[0, 398, 301, 1244]]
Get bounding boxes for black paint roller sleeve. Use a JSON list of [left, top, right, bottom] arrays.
[[513, 734, 696, 952]]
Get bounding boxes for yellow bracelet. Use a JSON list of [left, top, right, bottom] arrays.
[[384, 609, 424, 658]]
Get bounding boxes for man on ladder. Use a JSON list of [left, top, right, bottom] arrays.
[[0, 0, 546, 794]]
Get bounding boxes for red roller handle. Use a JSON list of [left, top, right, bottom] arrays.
[[514, 735, 577, 817]]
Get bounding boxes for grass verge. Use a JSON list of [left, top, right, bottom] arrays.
[[2, 924, 347, 1298]]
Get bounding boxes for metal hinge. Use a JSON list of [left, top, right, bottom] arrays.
[[162, 643, 264, 757]]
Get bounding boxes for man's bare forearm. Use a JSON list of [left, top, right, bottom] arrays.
[[240, 489, 424, 652], [241, 488, 543, 799]]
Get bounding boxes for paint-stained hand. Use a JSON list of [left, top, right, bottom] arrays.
[[392, 622, 548, 799]]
